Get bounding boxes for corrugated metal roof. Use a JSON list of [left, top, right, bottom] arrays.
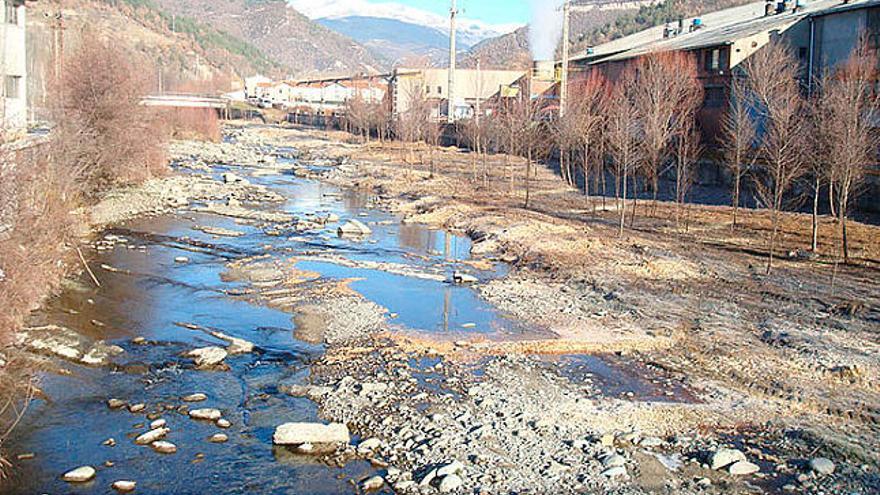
[[573, 0, 877, 65]]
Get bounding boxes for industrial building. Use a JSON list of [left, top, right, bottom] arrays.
[[1, 0, 31, 135], [389, 68, 526, 120], [568, 0, 880, 142]]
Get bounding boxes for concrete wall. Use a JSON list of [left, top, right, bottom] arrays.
[[2, 0, 27, 132], [812, 8, 874, 75]]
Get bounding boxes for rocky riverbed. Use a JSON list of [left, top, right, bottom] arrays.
[[2, 123, 877, 495]]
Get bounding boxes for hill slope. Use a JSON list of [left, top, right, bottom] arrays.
[[150, 0, 387, 77], [27, 0, 286, 117]]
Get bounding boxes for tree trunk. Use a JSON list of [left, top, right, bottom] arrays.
[[811, 176, 820, 252], [525, 149, 533, 208], [619, 168, 628, 237], [828, 180, 837, 219], [732, 167, 741, 228], [840, 189, 850, 264]]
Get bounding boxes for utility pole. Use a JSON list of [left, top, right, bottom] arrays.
[[447, 0, 457, 124], [560, 1, 570, 117]]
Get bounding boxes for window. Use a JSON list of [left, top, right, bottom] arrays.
[[437, 86, 442, 95], [704, 49, 721, 71], [4, 76, 21, 99], [5, 3, 17, 25], [425, 85, 431, 94]]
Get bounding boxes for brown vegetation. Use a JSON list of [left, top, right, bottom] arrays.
[[51, 36, 168, 193], [163, 107, 222, 142], [0, 36, 172, 470]]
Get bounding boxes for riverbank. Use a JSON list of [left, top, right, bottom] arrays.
[[243, 123, 880, 493], [2, 122, 877, 494]]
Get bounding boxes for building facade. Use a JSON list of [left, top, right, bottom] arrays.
[[2, 0, 29, 134]]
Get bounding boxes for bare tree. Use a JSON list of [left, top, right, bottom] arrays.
[[572, 73, 610, 206], [814, 41, 880, 263], [631, 51, 703, 213], [423, 118, 443, 178], [506, 91, 545, 208], [674, 119, 702, 229], [721, 72, 758, 228], [395, 81, 432, 165], [744, 41, 810, 274], [606, 73, 642, 236]]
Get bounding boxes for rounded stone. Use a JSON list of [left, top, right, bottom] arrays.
[[62, 466, 96, 483]]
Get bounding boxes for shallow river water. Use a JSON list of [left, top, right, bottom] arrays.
[[2, 157, 683, 494]]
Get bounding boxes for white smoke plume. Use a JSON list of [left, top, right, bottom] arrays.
[[529, 0, 564, 61]]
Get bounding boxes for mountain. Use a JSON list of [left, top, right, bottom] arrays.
[[318, 16, 451, 66], [26, 0, 286, 116], [292, 0, 520, 65], [149, 0, 387, 77]]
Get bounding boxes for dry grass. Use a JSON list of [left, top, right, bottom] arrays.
[[163, 108, 221, 143]]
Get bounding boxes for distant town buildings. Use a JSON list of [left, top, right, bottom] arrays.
[[1, 0, 30, 135], [243, 68, 527, 121]]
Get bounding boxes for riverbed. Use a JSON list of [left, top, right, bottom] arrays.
[[2, 130, 704, 494]]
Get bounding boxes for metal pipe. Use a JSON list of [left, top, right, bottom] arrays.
[[560, 0, 570, 117], [448, 0, 457, 124]]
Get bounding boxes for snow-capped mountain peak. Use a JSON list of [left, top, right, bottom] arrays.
[[289, 0, 522, 47]]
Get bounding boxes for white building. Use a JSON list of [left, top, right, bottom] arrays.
[[2, 0, 29, 134], [244, 75, 272, 100]]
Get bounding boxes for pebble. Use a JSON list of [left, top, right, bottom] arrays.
[[640, 436, 663, 447], [182, 393, 208, 402], [361, 475, 384, 491], [107, 398, 126, 409], [112, 480, 137, 492], [135, 427, 169, 445], [728, 460, 760, 475], [62, 466, 96, 483], [150, 419, 166, 429], [174, 256, 189, 263], [357, 437, 382, 454], [189, 408, 222, 421], [151, 441, 177, 454], [602, 454, 626, 468], [809, 457, 835, 476], [103, 438, 117, 447], [216, 418, 232, 428], [438, 474, 463, 492], [602, 466, 627, 478], [208, 433, 229, 443], [128, 403, 146, 413], [437, 460, 464, 477]]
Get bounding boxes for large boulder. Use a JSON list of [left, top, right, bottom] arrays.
[[187, 347, 227, 368], [337, 219, 372, 237], [710, 448, 747, 470], [273, 422, 350, 446]]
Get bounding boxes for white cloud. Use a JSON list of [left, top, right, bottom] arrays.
[[289, 0, 522, 39]]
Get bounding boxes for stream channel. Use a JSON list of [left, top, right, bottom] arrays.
[[3, 148, 686, 494]]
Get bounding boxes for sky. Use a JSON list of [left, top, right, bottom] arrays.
[[399, 0, 530, 26], [290, 0, 531, 33]]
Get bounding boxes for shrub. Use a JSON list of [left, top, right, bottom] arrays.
[[50, 35, 169, 195]]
